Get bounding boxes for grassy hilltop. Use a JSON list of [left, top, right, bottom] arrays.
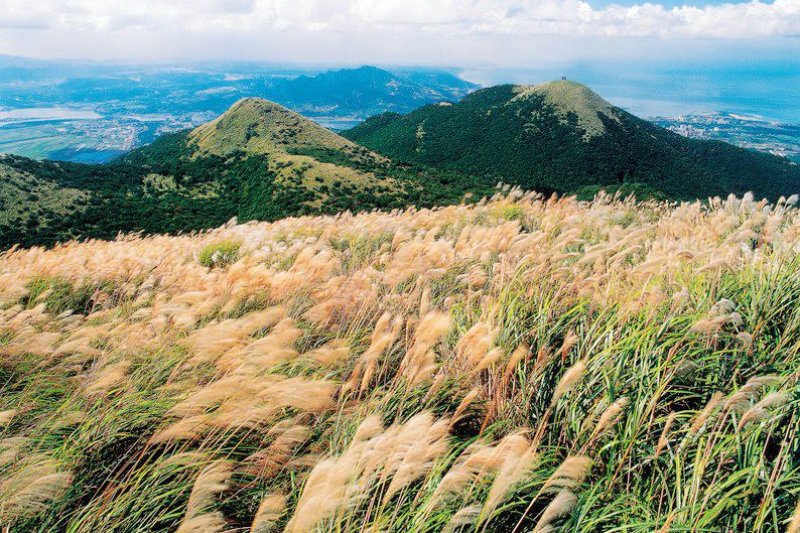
[[1, 190, 800, 531]]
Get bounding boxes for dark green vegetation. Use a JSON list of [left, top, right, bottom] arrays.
[[343, 81, 800, 200], [0, 138, 243, 248], [0, 99, 494, 249]]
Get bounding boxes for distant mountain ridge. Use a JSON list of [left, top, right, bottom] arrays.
[[343, 80, 800, 200], [265, 66, 477, 118], [0, 59, 477, 162]]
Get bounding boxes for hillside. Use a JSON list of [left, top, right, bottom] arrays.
[[343, 81, 800, 200], [190, 98, 370, 157], [0, 98, 492, 249], [0, 159, 88, 237], [5, 82, 800, 251], [1, 191, 799, 531]]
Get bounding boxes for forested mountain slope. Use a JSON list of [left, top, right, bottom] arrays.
[[343, 81, 800, 200]]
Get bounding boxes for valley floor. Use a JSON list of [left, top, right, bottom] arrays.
[[1, 190, 800, 531]]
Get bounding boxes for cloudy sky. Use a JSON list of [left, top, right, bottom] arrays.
[[0, 0, 798, 66]]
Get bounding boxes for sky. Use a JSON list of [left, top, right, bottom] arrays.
[[0, 0, 798, 67]]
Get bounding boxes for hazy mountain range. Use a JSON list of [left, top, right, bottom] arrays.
[[0, 56, 475, 162]]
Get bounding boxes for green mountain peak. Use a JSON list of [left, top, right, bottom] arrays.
[[190, 97, 360, 156], [510, 80, 620, 138], [343, 81, 800, 200]]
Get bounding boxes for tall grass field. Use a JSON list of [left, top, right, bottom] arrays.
[[1, 189, 800, 532]]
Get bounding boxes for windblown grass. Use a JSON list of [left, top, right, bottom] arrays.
[[1, 189, 800, 531]]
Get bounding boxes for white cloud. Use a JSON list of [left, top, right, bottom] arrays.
[[0, 0, 797, 62], [2, 0, 796, 37]]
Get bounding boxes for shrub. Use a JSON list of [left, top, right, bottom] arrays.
[[499, 204, 525, 221], [23, 276, 96, 315], [198, 241, 240, 268]]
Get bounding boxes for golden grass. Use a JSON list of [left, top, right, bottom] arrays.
[[1, 189, 800, 531]]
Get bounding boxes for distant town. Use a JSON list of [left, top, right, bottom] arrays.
[[653, 112, 800, 162]]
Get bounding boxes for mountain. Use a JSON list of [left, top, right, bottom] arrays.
[[190, 97, 369, 156], [343, 80, 800, 200], [264, 65, 476, 119], [125, 97, 418, 223], [392, 69, 479, 96], [0, 98, 491, 249]]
